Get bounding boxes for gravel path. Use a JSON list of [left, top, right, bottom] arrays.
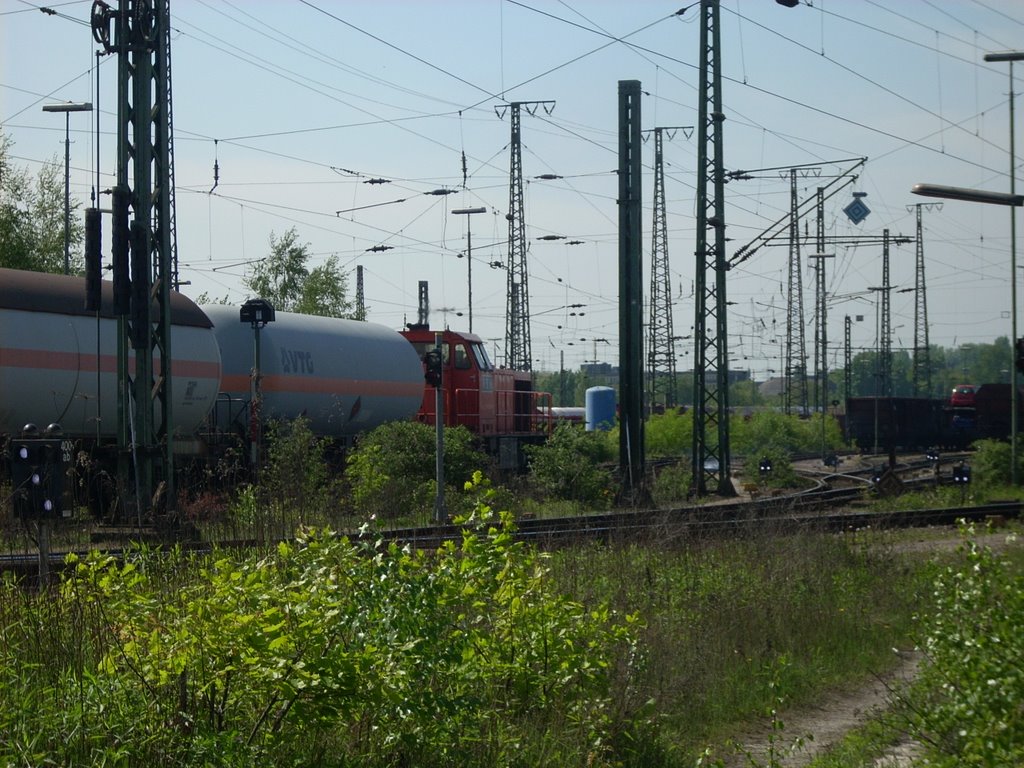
[[719, 528, 1022, 767], [721, 651, 921, 767]]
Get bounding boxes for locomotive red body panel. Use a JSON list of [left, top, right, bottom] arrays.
[[400, 327, 552, 464]]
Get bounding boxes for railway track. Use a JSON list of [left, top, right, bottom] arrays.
[[2, 462, 1017, 580], [381, 498, 1019, 550]]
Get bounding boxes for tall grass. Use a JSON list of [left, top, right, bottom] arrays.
[[548, 527, 922, 763], [0, 491, 929, 766]]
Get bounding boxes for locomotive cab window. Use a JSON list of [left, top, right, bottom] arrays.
[[471, 342, 493, 371], [411, 341, 450, 365], [454, 344, 471, 370]]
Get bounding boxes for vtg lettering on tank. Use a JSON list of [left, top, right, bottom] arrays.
[[281, 348, 314, 374]]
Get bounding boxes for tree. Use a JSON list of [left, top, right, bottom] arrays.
[[244, 227, 353, 318], [0, 132, 80, 274], [952, 338, 1011, 386], [532, 368, 584, 407]]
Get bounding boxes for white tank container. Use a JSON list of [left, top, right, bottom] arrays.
[[0, 268, 221, 440], [203, 305, 424, 439]]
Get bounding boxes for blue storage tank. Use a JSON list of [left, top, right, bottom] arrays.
[[585, 386, 616, 431]]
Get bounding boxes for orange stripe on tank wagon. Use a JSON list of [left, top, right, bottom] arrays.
[[0, 347, 220, 379], [221, 373, 422, 398]]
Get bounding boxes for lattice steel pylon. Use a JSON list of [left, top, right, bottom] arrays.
[[784, 169, 809, 415], [93, 0, 177, 520], [355, 264, 366, 321], [880, 230, 893, 398], [162, 0, 180, 295], [496, 100, 554, 371], [809, 188, 834, 416], [844, 314, 852, 400], [908, 203, 938, 397], [691, 0, 733, 496], [645, 126, 692, 411]]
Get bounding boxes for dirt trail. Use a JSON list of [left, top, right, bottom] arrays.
[[719, 529, 1022, 766], [721, 651, 921, 767]]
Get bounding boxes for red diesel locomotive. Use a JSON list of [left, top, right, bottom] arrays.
[[400, 326, 554, 469]]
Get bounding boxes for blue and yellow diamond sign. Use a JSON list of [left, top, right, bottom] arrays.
[[843, 196, 871, 224]]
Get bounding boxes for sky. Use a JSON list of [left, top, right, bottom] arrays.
[[2, 0, 1023, 381]]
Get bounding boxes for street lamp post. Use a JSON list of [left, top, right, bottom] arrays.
[[913, 174, 1024, 483], [41, 102, 93, 275], [451, 207, 486, 334], [986, 51, 1024, 486]]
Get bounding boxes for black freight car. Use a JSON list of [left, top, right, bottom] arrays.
[[971, 383, 1022, 441], [845, 397, 970, 452]]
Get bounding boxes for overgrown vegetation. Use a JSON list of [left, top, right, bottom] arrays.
[[649, 460, 692, 506], [637, 409, 845, 496], [799, 525, 1024, 768], [0, 495, 641, 767], [550, 529, 921, 764], [966, 437, 1024, 492], [7, 463, 1001, 766], [901, 526, 1024, 766], [645, 408, 691, 459], [7, 407, 1022, 766], [345, 420, 489, 522], [731, 411, 842, 488], [0, 517, 925, 768], [524, 422, 615, 509]]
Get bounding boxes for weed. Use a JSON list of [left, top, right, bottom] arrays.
[[0, 491, 644, 767], [901, 524, 1024, 766], [548, 529, 921, 763]]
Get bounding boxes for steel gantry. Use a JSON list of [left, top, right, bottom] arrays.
[[908, 202, 940, 397], [691, 0, 732, 496], [729, 160, 865, 415], [496, 100, 554, 371], [92, 0, 178, 522], [645, 126, 692, 412]]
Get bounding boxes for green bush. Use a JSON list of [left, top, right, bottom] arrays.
[[199, 417, 337, 541], [0, 499, 642, 767], [907, 526, 1024, 766], [727, 411, 842, 490], [249, 416, 336, 536], [731, 411, 842, 458], [740, 446, 799, 489], [345, 421, 489, 521], [525, 422, 615, 508], [969, 437, 1024, 489], [645, 409, 692, 459]]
